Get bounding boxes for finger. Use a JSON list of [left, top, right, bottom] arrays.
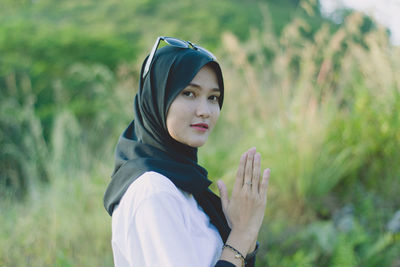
[[233, 152, 247, 194], [243, 147, 256, 190], [260, 168, 271, 199], [217, 180, 229, 211], [252, 153, 261, 194]]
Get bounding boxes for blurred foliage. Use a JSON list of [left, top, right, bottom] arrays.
[[0, 0, 329, 197], [202, 9, 400, 267], [1, 0, 400, 266]]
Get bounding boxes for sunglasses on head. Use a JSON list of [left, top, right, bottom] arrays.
[[142, 36, 217, 79]]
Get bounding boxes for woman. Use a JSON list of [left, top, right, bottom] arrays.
[[104, 36, 270, 267]]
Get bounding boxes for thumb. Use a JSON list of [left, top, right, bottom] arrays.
[[217, 180, 229, 211]]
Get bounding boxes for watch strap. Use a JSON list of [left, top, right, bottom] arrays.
[[245, 241, 259, 261]]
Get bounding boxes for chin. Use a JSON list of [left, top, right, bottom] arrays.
[[186, 139, 207, 148]]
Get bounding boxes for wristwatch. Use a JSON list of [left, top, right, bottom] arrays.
[[245, 241, 259, 261]]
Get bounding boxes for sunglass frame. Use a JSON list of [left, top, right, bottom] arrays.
[[142, 36, 216, 79]]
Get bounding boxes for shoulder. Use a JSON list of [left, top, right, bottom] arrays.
[[115, 171, 188, 217], [112, 171, 191, 237], [128, 171, 182, 198]]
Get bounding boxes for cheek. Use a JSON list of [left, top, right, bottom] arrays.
[[210, 107, 221, 126], [166, 113, 180, 136], [166, 102, 188, 135]]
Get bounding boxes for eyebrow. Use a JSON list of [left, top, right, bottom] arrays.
[[187, 83, 220, 92]]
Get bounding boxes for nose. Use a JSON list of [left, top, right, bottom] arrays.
[[195, 98, 211, 118]]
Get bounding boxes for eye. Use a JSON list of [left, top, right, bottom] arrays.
[[182, 91, 195, 97], [209, 95, 220, 102]]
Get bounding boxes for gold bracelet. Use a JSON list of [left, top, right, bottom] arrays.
[[222, 244, 245, 267]]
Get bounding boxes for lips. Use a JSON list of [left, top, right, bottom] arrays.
[[191, 123, 209, 129]]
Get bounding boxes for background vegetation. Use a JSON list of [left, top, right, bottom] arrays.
[[1, 0, 399, 266]]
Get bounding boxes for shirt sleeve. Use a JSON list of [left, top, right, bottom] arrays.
[[246, 255, 256, 267], [126, 191, 218, 267], [214, 256, 256, 267], [215, 260, 236, 267]]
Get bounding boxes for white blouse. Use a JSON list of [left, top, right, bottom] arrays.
[[111, 171, 224, 267]]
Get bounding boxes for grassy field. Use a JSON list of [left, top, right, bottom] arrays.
[[1, 0, 400, 266]]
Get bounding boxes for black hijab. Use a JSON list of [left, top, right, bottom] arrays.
[[103, 45, 230, 242]]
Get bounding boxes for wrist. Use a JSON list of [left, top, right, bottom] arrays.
[[230, 228, 258, 243], [222, 244, 245, 267], [248, 239, 257, 254], [245, 241, 259, 260], [226, 229, 255, 256]]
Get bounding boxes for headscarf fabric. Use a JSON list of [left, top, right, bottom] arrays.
[[103, 45, 230, 242]]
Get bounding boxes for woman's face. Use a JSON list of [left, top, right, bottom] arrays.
[[166, 64, 221, 147]]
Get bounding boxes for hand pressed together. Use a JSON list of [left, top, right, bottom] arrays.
[[217, 147, 270, 252]]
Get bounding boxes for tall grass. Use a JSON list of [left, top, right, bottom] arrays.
[[201, 11, 400, 266], [1, 9, 400, 267], [205, 11, 400, 213], [0, 62, 134, 266]]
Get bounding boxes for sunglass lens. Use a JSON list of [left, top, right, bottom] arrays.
[[164, 37, 188, 48]]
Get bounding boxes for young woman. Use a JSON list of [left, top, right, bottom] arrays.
[[103, 37, 270, 267]]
